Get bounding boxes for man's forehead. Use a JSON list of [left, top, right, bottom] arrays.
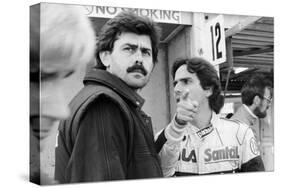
[[116, 32, 152, 48], [174, 65, 194, 80], [264, 87, 272, 97]]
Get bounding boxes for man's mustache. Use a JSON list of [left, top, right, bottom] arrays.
[[127, 64, 147, 76]]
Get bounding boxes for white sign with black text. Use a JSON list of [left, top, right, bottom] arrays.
[[81, 5, 181, 24], [205, 15, 226, 65]]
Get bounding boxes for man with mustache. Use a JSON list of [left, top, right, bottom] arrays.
[[231, 74, 273, 156], [55, 11, 162, 183]]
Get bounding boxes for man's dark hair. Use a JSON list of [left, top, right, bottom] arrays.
[[95, 11, 161, 69], [241, 74, 273, 106], [171, 57, 224, 114]]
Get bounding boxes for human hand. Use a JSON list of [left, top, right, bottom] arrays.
[[175, 89, 198, 125]]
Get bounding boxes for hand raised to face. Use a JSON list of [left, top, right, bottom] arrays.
[[175, 89, 199, 125]]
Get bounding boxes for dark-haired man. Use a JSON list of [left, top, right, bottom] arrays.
[[232, 74, 272, 140], [231, 74, 273, 169], [156, 58, 265, 176], [55, 11, 163, 183]]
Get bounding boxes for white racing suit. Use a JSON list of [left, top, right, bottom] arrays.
[[155, 112, 265, 176]]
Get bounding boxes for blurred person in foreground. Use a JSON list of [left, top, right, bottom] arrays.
[[54, 11, 162, 183], [30, 3, 95, 184], [155, 58, 265, 176]]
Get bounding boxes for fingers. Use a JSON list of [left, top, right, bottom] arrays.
[[176, 106, 194, 123], [175, 93, 198, 124], [177, 101, 198, 113], [180, 88, 189, 101]]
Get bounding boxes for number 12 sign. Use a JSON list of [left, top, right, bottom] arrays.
[[206, 15, 226, 65]]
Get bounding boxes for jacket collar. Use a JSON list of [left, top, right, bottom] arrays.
[[83, 68, 145, 108], [232, 105, 258, 126], [242, 104, 258, 119], [187, 112, 217, 139]]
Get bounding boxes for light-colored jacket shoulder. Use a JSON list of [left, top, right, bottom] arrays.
[[218, 117, 251, 145]]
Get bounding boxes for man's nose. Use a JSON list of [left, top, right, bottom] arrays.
[[134, 50, 143, 64], [174, 83, 182, 98]]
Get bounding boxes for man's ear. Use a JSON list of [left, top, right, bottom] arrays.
[[205, 87, 213, 98], [253, 95, 261, 106], [99, 51, 111, 67]]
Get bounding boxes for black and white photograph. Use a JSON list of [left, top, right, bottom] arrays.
[[29, 1, 274, 185], [1, 0, 279, 188]]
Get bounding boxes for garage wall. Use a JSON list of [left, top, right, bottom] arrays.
[[140, 44, 170, 133], [167, 26, 191, 119]]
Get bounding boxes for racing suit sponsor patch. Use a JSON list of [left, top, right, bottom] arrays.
[[204, 146, 239, 163], [250, 137, 259, 155], [181, 148, 197, 162], [196, 125, 214, 138]]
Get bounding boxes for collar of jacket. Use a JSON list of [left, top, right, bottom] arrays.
[[242, 104, 258, 126], [232, 105, 258, 126], [83, 68, 145, 108], [187, 112, 217, 140]]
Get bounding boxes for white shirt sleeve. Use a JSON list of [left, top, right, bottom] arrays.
[[155, 120, 186, 177]]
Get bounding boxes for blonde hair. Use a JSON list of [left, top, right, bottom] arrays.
[[31, 3, 96, 73]]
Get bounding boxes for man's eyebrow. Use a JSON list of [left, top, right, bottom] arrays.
[[141, 47, 152, 52], [123, 43, 152, 51], [64, 70, 75, 78], [123, 43, 138, 48], [40, 69, 75, 80], [40, 71, 59, 80], [173, 77, 192, 86]]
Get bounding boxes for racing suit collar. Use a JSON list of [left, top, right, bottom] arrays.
[[242, 104, 258, 126], [243, 104, 258, 119], [188, 112, 218, 139]]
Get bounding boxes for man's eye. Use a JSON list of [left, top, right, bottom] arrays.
[[182, 79, 191, 85], [142, 50, 151, 56], [124, 47, 134, 52], [64, 70, 74, 78], [40, 72, 59, 81]]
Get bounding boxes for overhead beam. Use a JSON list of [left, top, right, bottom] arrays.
[[225, 16, 262, 38], [232, 61, 273, 67], [232, 38, 272, 46], [233, 34, 274, 43], [161, 25, 185, 43], [247, 23, 274, 33], [233, 46, 273, 57], [229, 67, 259, 80]]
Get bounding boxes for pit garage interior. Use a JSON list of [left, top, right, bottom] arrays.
[[90, 16, 274, 95], [89, 14, 274, 170], [40, 7, 274, 180]]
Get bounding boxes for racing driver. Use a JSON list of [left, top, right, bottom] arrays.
[[155, 57, 265, 176]]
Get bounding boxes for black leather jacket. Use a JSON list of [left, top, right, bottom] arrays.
[[55, 69, 163, 183]]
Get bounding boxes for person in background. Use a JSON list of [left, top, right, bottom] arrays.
[[30, 3, 95, 184], [231, 74, 273, 160], [155, 58, 265, 176], [54, 11, 163, 183]]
